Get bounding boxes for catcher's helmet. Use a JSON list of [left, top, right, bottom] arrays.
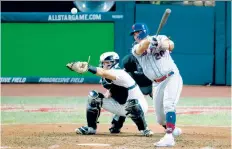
[[130, 23, 149, 40], [99, 52, 119, 69]]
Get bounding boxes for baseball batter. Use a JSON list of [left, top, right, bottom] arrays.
[[66, 51, 153, 136], [130, 23, 183, 147]]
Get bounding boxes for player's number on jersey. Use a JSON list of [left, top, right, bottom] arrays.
[[154, 50, 165, 60]]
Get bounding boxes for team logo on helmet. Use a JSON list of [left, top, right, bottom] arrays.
[[142, 24, 145, 29], [132, 25, 135, 30]]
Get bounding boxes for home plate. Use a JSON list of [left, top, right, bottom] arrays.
[[77, 143, 111, 147], [201, 147, 214, 149]]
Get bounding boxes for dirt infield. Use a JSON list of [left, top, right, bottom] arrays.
[[1, 84, 231, 97], [1, 84, 231, 149], [1, 124, 231, 149]]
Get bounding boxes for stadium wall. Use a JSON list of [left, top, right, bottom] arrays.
[[1, 2, 230, 85]]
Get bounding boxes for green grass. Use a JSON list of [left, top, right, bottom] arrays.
[[176, 112, 231, 126], [1, 96, 231, 106], [1, 96, 231, 126], [1, 97, 87, 105], [177, 98, 231, 106], [2, 111, 230, 126], [1, 111, 85, 124]]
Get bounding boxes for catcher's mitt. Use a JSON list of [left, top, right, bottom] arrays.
[[66, 61, 88, 74]]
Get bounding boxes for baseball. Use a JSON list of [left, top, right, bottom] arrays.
[[71, 8, 78, 14], [172, 127, 182, 137]]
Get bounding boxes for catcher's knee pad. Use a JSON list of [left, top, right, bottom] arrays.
[[125, 99, 148, 131], [86, 90, 104, 129], [109, 115, 126, 133]]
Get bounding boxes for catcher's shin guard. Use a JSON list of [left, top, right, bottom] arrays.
[[109, 115, 126, 133], [86, 90, 104, 129], [125, 99, 148, 131]]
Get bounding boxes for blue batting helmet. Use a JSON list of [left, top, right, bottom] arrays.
[[130, 23, 149, 40]]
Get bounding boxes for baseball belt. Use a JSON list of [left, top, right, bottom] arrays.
[[154, 71, 174, 83]]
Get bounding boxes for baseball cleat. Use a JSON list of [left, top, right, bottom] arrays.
[[109, 127, 121, 134], [154, 133, 175, 147], [141, 129, 154, 137], [75, 126, 96, 135]]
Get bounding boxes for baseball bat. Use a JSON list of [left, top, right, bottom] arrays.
[[156, 8, 171, 36], [87, 55, 91, 63]]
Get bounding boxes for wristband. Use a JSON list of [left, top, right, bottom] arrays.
[[88, 65, 97, 74]]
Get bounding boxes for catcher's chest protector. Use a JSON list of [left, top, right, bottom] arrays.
[[101, 78, 128, 104]]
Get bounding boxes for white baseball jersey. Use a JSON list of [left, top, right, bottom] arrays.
[[101, 69, 148, 116], [109, 69, 146, 101], [132, 35, 179, 81], [109, 69, 135, 88]]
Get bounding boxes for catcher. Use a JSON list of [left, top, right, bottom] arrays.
[[66, 51, 154, 136]]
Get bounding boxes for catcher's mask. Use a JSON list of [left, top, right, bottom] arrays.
[[99, 52, 119, 69]]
